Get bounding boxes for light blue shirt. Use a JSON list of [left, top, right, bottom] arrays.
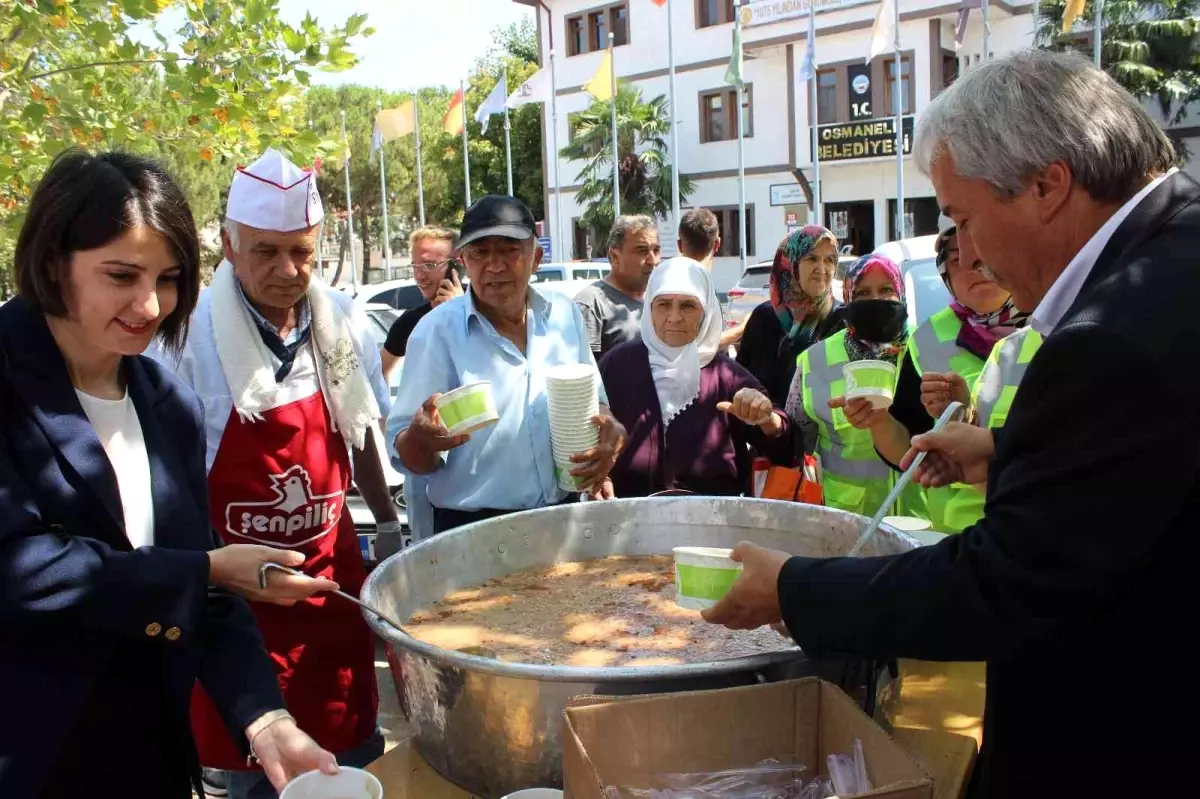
[[386, 287, 606, 512]]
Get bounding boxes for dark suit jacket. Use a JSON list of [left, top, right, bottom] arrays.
[[0, 297, 283, 798], [777, 172, 1200, 798]]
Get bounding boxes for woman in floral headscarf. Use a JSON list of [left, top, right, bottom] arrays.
[[784, 254, 927, 518], [835, 218, 1031, 532], [736, 226, 848, 406]]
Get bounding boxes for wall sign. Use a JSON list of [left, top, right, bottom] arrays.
[[816, 116, 914, 163], [847, 64, 873, 121], [741, 0, 873, 28], [770, 183, 806, 206]]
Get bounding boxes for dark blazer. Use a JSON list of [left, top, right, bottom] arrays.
[[776, 172, 1200, 798], [0, 297, 283, 798]]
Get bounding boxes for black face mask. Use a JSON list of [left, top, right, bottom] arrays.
[[845, 299, 907, 343]]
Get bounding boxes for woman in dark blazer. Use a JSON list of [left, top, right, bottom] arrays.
[[0, 152, 338, 799]]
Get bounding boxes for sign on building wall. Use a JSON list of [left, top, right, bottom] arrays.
[[769, 183, 806, 206], [740, 0, 874, 28], [816, 116, 914, 162], [847, 64, 873, 121]]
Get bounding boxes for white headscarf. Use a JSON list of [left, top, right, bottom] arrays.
[[640, 257, 723, 427]]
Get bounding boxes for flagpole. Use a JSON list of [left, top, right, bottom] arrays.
[[341, 110, 358, 294], [377, 101, 392, 276], [667, 0, 680, 229], [414, 96, 426, 227], [1093, 0, 1102, 67], [548, 48, 565, 260], [503, 67, 515, 196], [892, 0, 905, 241], [460, 79, 472, 208], [808, 4, 821, 226], [608, 32, 621, 219], [735, 1, 746, 274], [982, 0, 990, 61]]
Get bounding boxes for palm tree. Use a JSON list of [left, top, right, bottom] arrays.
[[561, 84, 695, 245], [1036, 1, 1200, 129]]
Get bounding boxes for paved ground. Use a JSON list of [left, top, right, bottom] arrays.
[[375, 639, 410, 751]]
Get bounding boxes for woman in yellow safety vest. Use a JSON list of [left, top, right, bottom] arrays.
[[834, 217, 1029, 532], [786, 254, 927, 518]]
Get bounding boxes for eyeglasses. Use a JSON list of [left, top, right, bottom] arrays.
[[413, 258, 459, 273]]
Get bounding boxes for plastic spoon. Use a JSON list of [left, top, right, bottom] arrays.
[[847, 400, 966, 557], [258, 562, 407, 632]]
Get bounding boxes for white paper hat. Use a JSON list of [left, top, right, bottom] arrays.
[[225, 148, 323, 232]]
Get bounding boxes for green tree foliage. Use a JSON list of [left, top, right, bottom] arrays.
[[561, 84, 694, 245], [0, 0, 369, 294], [1037, 0, 1200, 127], [305, 17, 545, 269]]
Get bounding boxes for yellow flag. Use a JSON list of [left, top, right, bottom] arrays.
[[376, 101, 415, 142], [584, 51, 614, 102], [1062, 0, 1087, 32]]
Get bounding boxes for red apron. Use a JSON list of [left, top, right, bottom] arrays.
[[190, 388, 377, 770]]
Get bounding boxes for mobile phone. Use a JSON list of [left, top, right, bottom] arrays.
[[446, 259, 461, 284]]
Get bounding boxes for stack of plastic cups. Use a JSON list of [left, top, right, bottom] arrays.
[[546, 364, 601, 492]]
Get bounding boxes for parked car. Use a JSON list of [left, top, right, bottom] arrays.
[[351, 303, 408, 566], [725, 260, 772, 327], [531, 262, 611, 300], [351, 278, 427, 312]]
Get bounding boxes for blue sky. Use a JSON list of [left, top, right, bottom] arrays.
[[277, 0, 535, 91]]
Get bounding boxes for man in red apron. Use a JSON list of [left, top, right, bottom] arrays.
[[169, 149, 397, 798]]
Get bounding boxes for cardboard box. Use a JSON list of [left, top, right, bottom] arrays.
[[562, 678, 933, 799]]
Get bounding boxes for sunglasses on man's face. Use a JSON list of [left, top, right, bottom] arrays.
[[413, 258, 459, 273]]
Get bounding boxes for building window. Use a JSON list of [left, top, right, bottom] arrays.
[[699, 85, 753, 143], [942, 53, 959, 90], [568, 112, 604, 157], [572, 218, 593, 260], [612, 4, 628, 46], [697, 0, 736, 28], [567, 16, 585, 57], [566, 3, 630, 56], [816, 69, 838, 124], [710, 205, 755, 258], [882, 56, 913, 115], [588, 10, 607, 51]]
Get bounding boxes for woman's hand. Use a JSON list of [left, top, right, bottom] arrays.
[[208, 545, 338, 606], [250, 716, 338, 790], [828, 396, 890, 431], [920, 371, 971, 419], [718, 388, 782, 435]]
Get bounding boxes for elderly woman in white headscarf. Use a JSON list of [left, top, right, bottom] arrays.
[[598, 257, 792, 497]]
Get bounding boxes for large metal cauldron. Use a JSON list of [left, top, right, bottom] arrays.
[[360, 497, 917, 797]]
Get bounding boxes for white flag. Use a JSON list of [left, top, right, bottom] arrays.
[[474, 74, 508, 135], [506, 67, 550, 109], [867, 0, 896, 63], [798, 8, 817, 83]]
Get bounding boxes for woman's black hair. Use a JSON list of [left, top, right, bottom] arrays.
[[14, 150, 201, 353]]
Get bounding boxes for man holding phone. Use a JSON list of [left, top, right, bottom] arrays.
[[381, 225, 464, 381]]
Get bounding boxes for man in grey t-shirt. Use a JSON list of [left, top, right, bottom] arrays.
[[576, 215, 661, 358]]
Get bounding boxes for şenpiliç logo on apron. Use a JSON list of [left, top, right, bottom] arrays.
[[224, 464, 344, 546]]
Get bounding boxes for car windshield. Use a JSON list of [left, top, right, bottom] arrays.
[[736, 266, 772, 289], [533, 269, 564, 282], [363, 308, 400, 347]]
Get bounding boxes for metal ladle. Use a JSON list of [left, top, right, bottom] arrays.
[[847, 400, 967, 557], [258, 562, 407, 632]]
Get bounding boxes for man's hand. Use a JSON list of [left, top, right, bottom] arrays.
[[921, 371, 971, 420], [587, 478, 615, 501], [432, 269, 464, 308], [404, 394, 470, 453], [717, 387, 775, 427], [569, 412, 626, 489], [250, 717, 338, 790], [701, 542, 791, 630], [899, 421, 995, 488], [208, 546, 338, 606], [829, 396, 891, 431]]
